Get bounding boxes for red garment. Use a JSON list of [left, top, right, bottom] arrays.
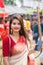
[[0, 24, 8, 39], [28, 56, 35, 65], [0, 0, 4, 8], [4, 24, 9, 30], [4, 24, 9, 34], [3, 35, 26, 57]]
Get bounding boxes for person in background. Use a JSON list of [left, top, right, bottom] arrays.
[[0, 16, 5, 39], [24, 19, 32, 35], [0, 16, 3, 24], [4, 17, 10, 34], [31, 17, 39, 43], [40, 16, 43, 35]]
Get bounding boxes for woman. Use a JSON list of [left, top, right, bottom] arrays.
[[3, 14, 30, 65]]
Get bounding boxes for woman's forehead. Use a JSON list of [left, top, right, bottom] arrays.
[[12, 19, 20, 23]]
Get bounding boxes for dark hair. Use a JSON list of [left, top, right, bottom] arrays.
[[9, 14, 27, 38], [0, 17, 3, 24]]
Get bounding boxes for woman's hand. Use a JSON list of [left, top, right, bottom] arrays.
[[41, 44, 43, 51], [28, 42, 37, 55], [30, 41, 37, 50], [3, 57, 9, 65]]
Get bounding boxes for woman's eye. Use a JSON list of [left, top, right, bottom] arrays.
[[18, 23, 20, 25], [13, 23, 16, 25], [12, 23, 20, 25]]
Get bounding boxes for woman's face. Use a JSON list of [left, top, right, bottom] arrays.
[[11, 19, 21, 33]]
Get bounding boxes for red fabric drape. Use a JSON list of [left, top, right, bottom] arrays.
[[0, 0, 4, 8]]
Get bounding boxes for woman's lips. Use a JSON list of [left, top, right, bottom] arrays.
[[14, 28, 19, 29]]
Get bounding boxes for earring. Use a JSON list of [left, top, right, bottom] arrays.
[[11, 29, 13, 34]]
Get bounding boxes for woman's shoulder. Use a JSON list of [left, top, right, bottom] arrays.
[[20, 36, 26, 42], [3, 35, 10, 40], [2, 35, 10, 45], [21, 36, 25, 39]]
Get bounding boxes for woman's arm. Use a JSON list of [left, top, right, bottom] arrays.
[[41, 44, 43, 51], [3, 35, 9, 65], [27, 40, 37, 55], [3, 57, 9, 65]]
